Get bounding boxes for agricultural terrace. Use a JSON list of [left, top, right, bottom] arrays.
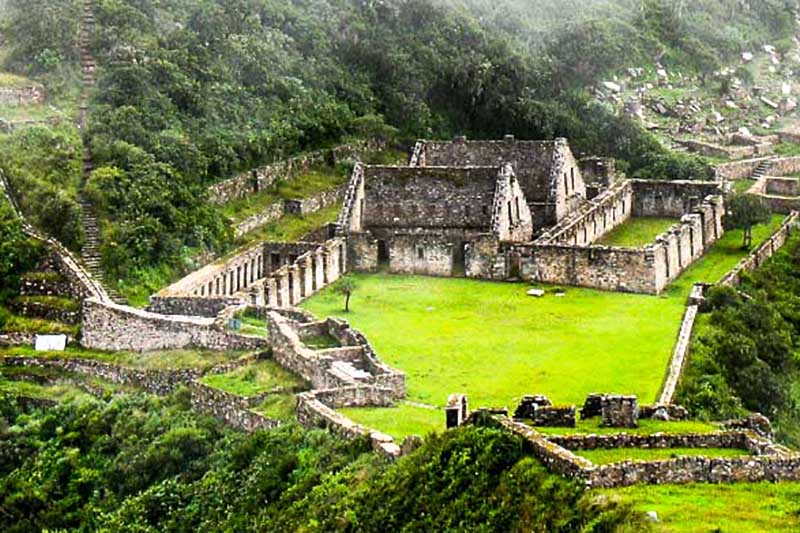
[[303, 216, 786, 439]]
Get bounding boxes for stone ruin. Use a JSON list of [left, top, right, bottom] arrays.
[[336, 135, 726, 295], [582, 393, 639, 428], [513, 394, 576, 428], [446, 394, 469, 428]]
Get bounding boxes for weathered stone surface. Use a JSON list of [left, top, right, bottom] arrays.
[[601, 395, 639, 428]]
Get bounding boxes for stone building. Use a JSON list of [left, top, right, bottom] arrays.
[[338, 161, 533, 277]]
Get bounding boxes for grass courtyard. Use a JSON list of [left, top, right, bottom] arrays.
[[302, 216, 787, 439], [597, 217, 678, 247]]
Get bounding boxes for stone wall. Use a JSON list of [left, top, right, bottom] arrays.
[[0, 332, 37, 347], [536, 181, 633, 246], [514, 189, 723, 294], [233, 186, 345, 238], [208, 140, 383, 205], [81, 299, 267, 352], [10, 298, 80, 325], [472, 413, 800, 488], [765, 177, 800, 196], [715, 157, 772, 181], [658, 302, 699, 405], [268, 310, 405, 397], [153, 238, 346, 312], [296, 387, 401, 457], [630, 180, 722, 218], [3, 356, 282, 433], [680, 139, 767, 159], [720, 212, 799, 287], [0, 85, 45, 106]]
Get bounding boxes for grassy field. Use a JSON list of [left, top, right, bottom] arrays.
[[237, 204, 341, 245], [577, 447, 747, 465], [598, 217, 678, 247], [609, 482, 800, 532], [302, 217, 787, 439], [201, 360, 305, 397]]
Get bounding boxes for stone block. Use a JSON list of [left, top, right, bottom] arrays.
[[601, 395, 639, 428]]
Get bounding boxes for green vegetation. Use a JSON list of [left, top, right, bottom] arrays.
[[238, 204, 341, 245], [201, 360, 304, 397], [304, 218, 784, 438], [0, 396, 643, 531], [6, 0, 786, 292], [677, 231, 800, 446], [577, 447, 748, 465], [533, 418, 719, 437], [232, 309, 268, 337], [220, 165, 349, 223], [0, 376, 91, 402], [597, 217, 678, 247], [610, 482, 800, 532], [253, 393, 299, 423], [12, 294, 79, 311], [341, 403, 444, 440], [733, 178, 756, 194], [303, 333, 340, 350]]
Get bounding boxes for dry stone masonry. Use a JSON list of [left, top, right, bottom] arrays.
[[339, 136, 726, 294]]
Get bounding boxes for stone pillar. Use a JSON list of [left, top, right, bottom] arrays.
[[445, 394, 469, 428], [601, 395, 639, 428], [276, 275, 289, 308], [328, 244, 341, 283], [290, 265, 302, 305], [303, 255, 314, 297], [315, 249, 326, 289], [267, 278, 278, 308]]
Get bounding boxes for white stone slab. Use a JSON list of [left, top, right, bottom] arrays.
[[35, 334, 67, 352]]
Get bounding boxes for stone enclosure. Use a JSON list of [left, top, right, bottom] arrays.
[[339, 136, 725, 294]]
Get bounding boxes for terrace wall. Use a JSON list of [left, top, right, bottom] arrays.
[[0, 86, 45, 106], [81, 299, 267, 352], [208, 140, 383, 204]]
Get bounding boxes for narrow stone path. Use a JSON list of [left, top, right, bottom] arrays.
[[76, 0, 126, 304]]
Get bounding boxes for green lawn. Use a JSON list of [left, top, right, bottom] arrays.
[[609, 482, 800, 532], [200, 360, 305, 397], [577, 447, 748, 465], [733, 178, 757, 193], [597, 217, 678, 247], [339, 402, 444, 439], [254, 393, 299, 422], [237, 204, 341, 245], [302, 217, 788, 440]]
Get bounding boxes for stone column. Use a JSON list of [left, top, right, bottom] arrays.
[[267, 278, 278, 308], [303, 255, 314, 297], [289, 265, 302, 305], [328, 244, 341, 283], [315, 249, 326, 289], [276, 274, 289, 308]]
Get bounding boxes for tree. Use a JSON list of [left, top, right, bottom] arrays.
[[725, 194, 772, 248], [334, 278, 356, 312]]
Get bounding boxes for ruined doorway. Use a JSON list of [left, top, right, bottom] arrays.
[[452, 241, 467, 277], [377, 240, 390, 268], [507, 252, 522, 280]]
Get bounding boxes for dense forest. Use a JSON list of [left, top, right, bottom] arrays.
[[1, 0, 797, 291], [0, 394, 645, 532]]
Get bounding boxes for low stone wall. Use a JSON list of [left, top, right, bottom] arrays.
[[473, 413, 800, 488], [189, 382, 280, 432], [0, 332, 37, 347], [234, 186, 345, 238], [715, 157, 771, 181], [10, 299, 80, 325], [680, 139, 766, 160], [720, 212, 799, 287], [536, 181, 633, 246], [268, 310, 405, 398], [3, 356, 200, 395], [548, 431, 777, 455], [81, 299, 267, 352], [147, 296, 243, 318], [208, 140, 382, 204], [0, 86, 45, 106], [658, 302, 699, 405], [19, 272, 80, 299], [296, 387, 401, 457], [586, 454, 800, 489]]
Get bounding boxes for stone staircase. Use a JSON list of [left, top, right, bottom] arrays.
[[752, 159, 774, 181], [76, 0, 126, 305]]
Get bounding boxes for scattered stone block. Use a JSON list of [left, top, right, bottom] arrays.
[[601, 395, 639, 428], [581, 393, 605, 419], [724, 413, 774, 440], [527, 289, 545, 297], [513, 394, 552, 419]]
